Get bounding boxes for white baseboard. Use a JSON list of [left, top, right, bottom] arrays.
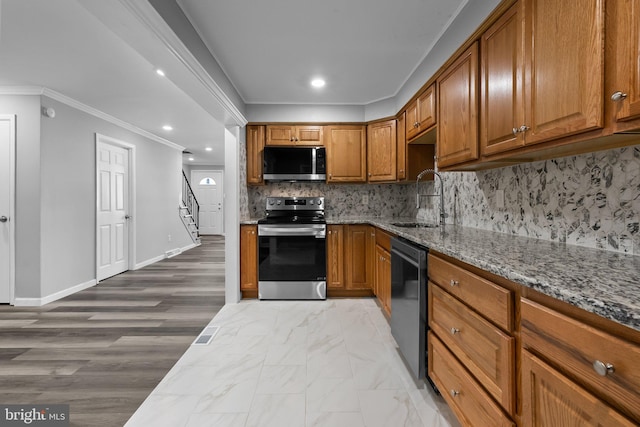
[[13, 279, 97, 306], [181, 242, 198, 252], [134, 254, 165, 270]]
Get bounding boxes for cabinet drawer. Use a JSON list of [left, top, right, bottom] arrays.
[[429, 254, 513, 331], [521, 298, 640, 422], [522, 350, 636, 427], [429, 332, 514, 427], [430, 284, 515, 414]]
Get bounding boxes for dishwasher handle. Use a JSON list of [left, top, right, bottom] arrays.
[[391, 237, 427, 269]]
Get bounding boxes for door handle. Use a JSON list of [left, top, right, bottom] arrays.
[[125, 215, 131, 219], [0, 216, 7, 223]]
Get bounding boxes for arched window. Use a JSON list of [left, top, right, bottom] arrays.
[[199, 177, 216, 186]]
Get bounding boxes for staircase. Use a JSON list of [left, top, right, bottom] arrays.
[[181, 170, 201, 245]]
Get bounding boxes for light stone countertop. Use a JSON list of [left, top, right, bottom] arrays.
[[241, 216, 640, 331]]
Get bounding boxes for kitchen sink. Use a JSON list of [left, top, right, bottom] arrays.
[[391, 222, 439, 229]]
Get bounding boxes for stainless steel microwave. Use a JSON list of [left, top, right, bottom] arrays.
[[263, 146, 326, 182]]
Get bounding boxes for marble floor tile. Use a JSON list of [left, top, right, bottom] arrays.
[[184, 413, 247, 427], [306, 412, 366, 427], [256, 365, 306, 394], [127, 299, 458, 427], [245, 394, 305, 427], [358, 389, 425, 427], [306, 378, 361, 413]]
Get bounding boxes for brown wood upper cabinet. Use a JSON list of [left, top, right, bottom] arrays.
[[480, 2, 524, 157], [324, 125, 367, 182], [406, 84, 436, 142], [265, 125, 323, 146], [480, 0, 605, 159], [522, 0, 604, 145], [608, 0, 640, 132], [367, 119, 397, 182], [437, 42, 479, 168], [246, 125, 265, 185]]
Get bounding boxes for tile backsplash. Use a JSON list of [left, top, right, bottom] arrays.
[[241, 142, 640, 256], [247, 182, 414, 219], [418, 145, 640, 255]]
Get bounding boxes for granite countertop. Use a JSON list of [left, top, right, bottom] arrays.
[[240, 216, 640, 332]]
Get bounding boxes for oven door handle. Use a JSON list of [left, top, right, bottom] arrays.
[[258, 225, 326, 237]]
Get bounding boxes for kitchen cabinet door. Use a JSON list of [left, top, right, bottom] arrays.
[[397, 113, 407, 180], [246, 125, 265, 185], [326, 225, 345, 289], [437, 42, 479, 168], [345, 225, 374, 290], [240, 225, 258, 298], [375, 244, 391, 316], [325, 125, 367, 182], [406, 84, 436, 142], [608, 0, 640, 131], [367, 119, 397, 182], [521, 351, 636, 427], [480, 2, 525, 157], [266, 125, 323, 146], [522, 0, 605, 145]]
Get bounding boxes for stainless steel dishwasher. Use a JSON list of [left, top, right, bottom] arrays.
[[390, 236, 437, 391]]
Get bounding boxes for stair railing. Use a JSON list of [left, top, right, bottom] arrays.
[[182, 170, 200, 232]]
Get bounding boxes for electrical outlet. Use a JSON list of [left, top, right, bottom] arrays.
[[362, 194, 369, 205], [168, 234, 172, 242], [496, 189, 505, 209]]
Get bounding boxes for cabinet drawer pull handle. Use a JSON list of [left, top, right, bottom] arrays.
[[611, 91, 628, 102], [450, 279, 459, 287], [450, 390, 460, 397], [593, 360, 615, 376], [450, 327, 460, 335]]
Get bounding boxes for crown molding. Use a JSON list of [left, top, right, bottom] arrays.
[[118, 0, 248, 127], [0, 85, 184, 151]]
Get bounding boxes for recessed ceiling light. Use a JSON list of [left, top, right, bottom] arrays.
[[156, 69, 166, 77], [311, 78, 325, 88], [162, 125, 173, 131], [188, 157, 194, 161], [205, 147, 213, 151]]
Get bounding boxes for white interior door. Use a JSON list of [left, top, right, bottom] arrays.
[[191, 170, 224, 235], [97, 140, 130, 281], [0, 115, 16, 303]]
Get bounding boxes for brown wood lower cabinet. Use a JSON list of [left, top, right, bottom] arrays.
[[521, 350, 636, 427], [240, 225, 258, 298], [428, 251, 640, 426], [326, 224, 378, 297], [375, 244, 391, 316], [429, 332, 515, 427]]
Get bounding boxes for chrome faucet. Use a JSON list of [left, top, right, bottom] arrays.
[[416, 169, 446, 227]]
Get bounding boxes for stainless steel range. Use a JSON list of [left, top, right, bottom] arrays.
[[257, 197, 326, 300]]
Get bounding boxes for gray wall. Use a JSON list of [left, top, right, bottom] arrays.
[[0, 95, 42, 298], [2, 94, 193, 300]]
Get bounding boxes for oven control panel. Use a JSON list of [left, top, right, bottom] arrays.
[[266, 197, 324, 211]]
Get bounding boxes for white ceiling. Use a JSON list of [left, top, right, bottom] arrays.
[[178, 0, 466, 105], [0, 0, 477, 164]]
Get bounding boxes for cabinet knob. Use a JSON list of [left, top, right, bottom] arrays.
[[450, 390, 460, 398], [593, 360, 615, 376], [414, 122, 419, 128], [450, 327, 460, 335], [513, 125, 530, 135], [512, 127, 519, 136], [450, 279, 459, 287], [328, 230, 332, 234], [611, 91, 628, 102], [368, 173, 372, 177]]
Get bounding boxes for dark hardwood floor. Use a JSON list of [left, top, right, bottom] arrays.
[[0, 236, 225, 427]]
